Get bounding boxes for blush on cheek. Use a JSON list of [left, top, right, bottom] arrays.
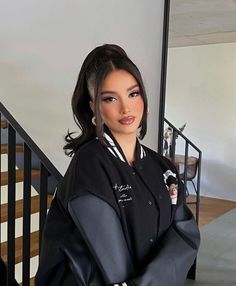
[[100, 105, 115, 122], [134, 98, 144, 114]]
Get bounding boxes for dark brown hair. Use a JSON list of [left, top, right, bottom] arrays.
[[64, 44, 148, 156]]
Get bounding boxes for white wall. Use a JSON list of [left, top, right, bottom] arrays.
[[0, 0, 165, 174], [166, 42, 236, 201]]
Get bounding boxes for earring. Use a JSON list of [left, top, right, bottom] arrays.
[[92, 116, 96, 126]]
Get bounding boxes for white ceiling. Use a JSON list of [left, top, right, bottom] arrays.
[[169, 0, 236, 47]]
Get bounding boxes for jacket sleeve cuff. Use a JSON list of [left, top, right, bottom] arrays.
[[112, 281, 136, 286]]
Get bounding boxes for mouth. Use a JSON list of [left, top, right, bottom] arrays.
[[118, 116, 135, 125]]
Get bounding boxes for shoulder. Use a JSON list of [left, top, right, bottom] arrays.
[[62, 139, 113, 190], [142, 144, 168, 162], [142, 145, 160, 158], [142, 145, 177, 172], [57, 140, 108, 202], [68, 139, 108, 171], [74, 139, 104, 160], [58, 139, 120, 215]]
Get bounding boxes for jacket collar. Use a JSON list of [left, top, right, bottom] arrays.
[[102, 128, 146, 165]]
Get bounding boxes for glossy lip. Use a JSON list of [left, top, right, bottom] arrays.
[[118, 116, 135, 125]]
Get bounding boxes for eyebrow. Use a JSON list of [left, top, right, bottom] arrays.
[[101, 84, 140, 95], [127, 84, 139, 92]]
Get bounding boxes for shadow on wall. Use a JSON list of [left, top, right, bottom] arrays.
[[200, 159, 236, 201]]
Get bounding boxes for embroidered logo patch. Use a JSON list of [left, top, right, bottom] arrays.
[[113, 183, 133, 207]]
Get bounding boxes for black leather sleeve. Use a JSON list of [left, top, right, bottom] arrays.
[[68, 195, 135, 285], [68, 195, 200, 286], [130, 203, 200, 286]]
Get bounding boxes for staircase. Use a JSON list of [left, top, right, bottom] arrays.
[[0, 102, 62, 286]]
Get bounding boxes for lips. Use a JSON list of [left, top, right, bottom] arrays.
[[118, 116, 135, 125]]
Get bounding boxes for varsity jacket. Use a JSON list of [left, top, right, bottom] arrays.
[[35, 135, 200, 286]]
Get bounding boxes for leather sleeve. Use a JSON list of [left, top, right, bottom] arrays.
[[68, 195, 135, 285], [35, 196, 106, 286], [68, 195, 200, 286], [130, 203, 200, 286]]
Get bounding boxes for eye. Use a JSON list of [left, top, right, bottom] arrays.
[[102, 96, 117, 103], [129, 90, 141, 98]]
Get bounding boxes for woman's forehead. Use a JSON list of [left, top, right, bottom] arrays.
[[102, 70, 138, 90]]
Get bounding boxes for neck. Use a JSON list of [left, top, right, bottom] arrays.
[[113, 133, 137, 166]]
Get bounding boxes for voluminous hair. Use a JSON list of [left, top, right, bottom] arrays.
[[64, 44, 148, 156]]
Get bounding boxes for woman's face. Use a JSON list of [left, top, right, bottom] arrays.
[[99, 69, 144, 140]]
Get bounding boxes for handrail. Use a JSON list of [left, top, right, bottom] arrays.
[[164, 118, 202, 220], [0, 102, 62, 181], [164, 118, 201, 153], [0, 102, 63, 285], [163, 118, 202, 280], [164, 118, 202, 223]]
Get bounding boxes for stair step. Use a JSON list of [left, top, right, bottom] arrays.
[[0, 194, 53, 223], [0, 144, 24, 154], [0, 169, 40, 186], [1, 213, 40, 243], [1, 231, 39, 264], [0, 121, 8, 129], [15, 256, 39, 285]]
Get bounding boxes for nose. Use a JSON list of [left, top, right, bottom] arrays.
[[120, 98, 130, 114]]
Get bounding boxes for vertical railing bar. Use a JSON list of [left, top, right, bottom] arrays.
[[183, 142, 189, 179], [39, 163, 48, 253], [22, 143, 31, 286], [0, 103, 62, 284], [0, 112, 2, 257], [196, 151, 202, 225], [183, 142, 189, 204], [164, 118, 201, 152], [163, 118, 201, 281], [7, 124, 16, 285], [170, 129, 177, 163], [184, 142, 197, 280]]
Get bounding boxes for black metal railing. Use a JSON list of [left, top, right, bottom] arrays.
[[164, 118, 202, 224], [163, 118, 202, 281], [0, 102, 63, 286]]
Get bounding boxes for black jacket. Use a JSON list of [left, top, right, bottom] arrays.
[[36, 137, 200, 286]]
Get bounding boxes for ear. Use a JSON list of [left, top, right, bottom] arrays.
[[89, 101, 94, 113]]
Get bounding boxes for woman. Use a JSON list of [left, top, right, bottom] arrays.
[[36, 44, 200, 286]]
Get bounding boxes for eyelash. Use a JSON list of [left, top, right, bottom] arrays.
[[129, 90, 140, 97], [102, 97, 116, 103], [101, 91, 141, 103]]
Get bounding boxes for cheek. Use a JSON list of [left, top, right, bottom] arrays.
[[100, 104, 115, 121], [134, 98, 144, 115]]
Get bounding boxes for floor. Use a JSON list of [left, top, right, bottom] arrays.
[[186, 195, 236, 227], [185, 196, 236, 286]]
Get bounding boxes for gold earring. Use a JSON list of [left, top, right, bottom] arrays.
[[92, 116, 96, 126]]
